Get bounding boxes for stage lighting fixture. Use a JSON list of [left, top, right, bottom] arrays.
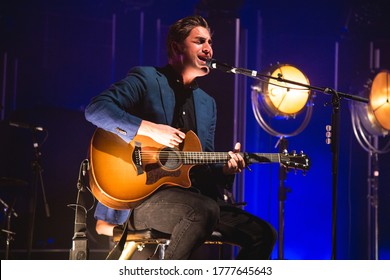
[[353, 70, 390, 139], [370, 70, 390, 131], [251, 64, 313, 137]]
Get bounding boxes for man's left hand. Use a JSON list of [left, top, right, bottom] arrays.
[[223, 142, 245, 175]]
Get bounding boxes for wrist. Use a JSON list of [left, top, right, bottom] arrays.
[[138, 120, 155, 137]]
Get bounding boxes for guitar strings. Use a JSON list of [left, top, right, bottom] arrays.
[[137, 151, 285, 162]]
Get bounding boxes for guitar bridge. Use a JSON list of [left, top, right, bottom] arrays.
[[133, 141, 144, 175]]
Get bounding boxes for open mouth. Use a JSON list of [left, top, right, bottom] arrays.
[[198, 56, 209, 64]]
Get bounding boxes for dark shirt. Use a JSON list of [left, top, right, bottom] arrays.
[[158, 65, 227, 199], [159, 65, 198, 134]]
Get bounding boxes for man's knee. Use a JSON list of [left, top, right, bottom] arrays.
[[197, 197, 220, 228]]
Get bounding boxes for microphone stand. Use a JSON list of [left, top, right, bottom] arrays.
[[210, 61, 368, 259], [69, 159, 90, 260], [329, 88, 341, 260], [27, 130, 50, 259], [0, 197, 18, 259], [276, 137, 290, 260]]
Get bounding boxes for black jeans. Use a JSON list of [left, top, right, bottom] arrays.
[[129, 187, 277, 259]]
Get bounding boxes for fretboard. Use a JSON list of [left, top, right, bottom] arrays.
[[181, 152, 281, 165]]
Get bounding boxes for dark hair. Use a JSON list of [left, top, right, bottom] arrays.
[[166, 15, 211, 58]]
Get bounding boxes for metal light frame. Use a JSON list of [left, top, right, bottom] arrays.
[[350, 68, 390, 260], [251, 64, 314, 137], [351, 69, 390, 153]]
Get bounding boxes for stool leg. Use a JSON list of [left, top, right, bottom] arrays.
[[119, 241, 138, 260], [158, 240, 170, 260]]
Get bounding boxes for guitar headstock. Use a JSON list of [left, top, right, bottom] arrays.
[[280, 150, 311, 172]]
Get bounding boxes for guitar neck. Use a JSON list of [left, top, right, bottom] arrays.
[[182, 152, 280, 165]]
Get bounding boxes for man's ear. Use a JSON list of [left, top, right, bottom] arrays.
[[172, 42, 184, 55]]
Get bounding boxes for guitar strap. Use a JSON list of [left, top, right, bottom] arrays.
[[105, 210, 132, 260]]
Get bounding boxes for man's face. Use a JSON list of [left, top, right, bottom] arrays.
[[177, 26, 213, 77]]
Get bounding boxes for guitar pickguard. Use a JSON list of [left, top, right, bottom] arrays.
[[146, 168, 181, 185]]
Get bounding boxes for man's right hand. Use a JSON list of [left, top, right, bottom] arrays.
[[138, 120, 186, 148]]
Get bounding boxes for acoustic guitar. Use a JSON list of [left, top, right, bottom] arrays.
[[89, 128, 310, 209]]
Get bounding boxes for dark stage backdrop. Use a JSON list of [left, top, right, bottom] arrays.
[[1, 0, 389, 260]]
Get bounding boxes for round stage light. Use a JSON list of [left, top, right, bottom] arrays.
[[251, 64, 313, 137], [350, 69, 390, 153], [370, 70, 390, 131], [259, 64, 311, 117], [354, 70, 390, 136]]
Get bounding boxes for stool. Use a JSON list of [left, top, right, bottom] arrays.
[[111, 226, 225, 260]]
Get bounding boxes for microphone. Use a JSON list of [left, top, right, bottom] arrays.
[[206, 58, 235, 73], [9, 121, 45, 132], [206, 58, 259, 77]]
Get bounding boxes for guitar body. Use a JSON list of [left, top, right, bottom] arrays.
[[89, 129, 310, 210], [89, 128, 201, 209]]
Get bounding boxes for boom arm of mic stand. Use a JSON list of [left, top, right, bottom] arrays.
[[231, 66, 369, 104]]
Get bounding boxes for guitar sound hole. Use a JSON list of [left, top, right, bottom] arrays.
[[158, 148, 182, 170]]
